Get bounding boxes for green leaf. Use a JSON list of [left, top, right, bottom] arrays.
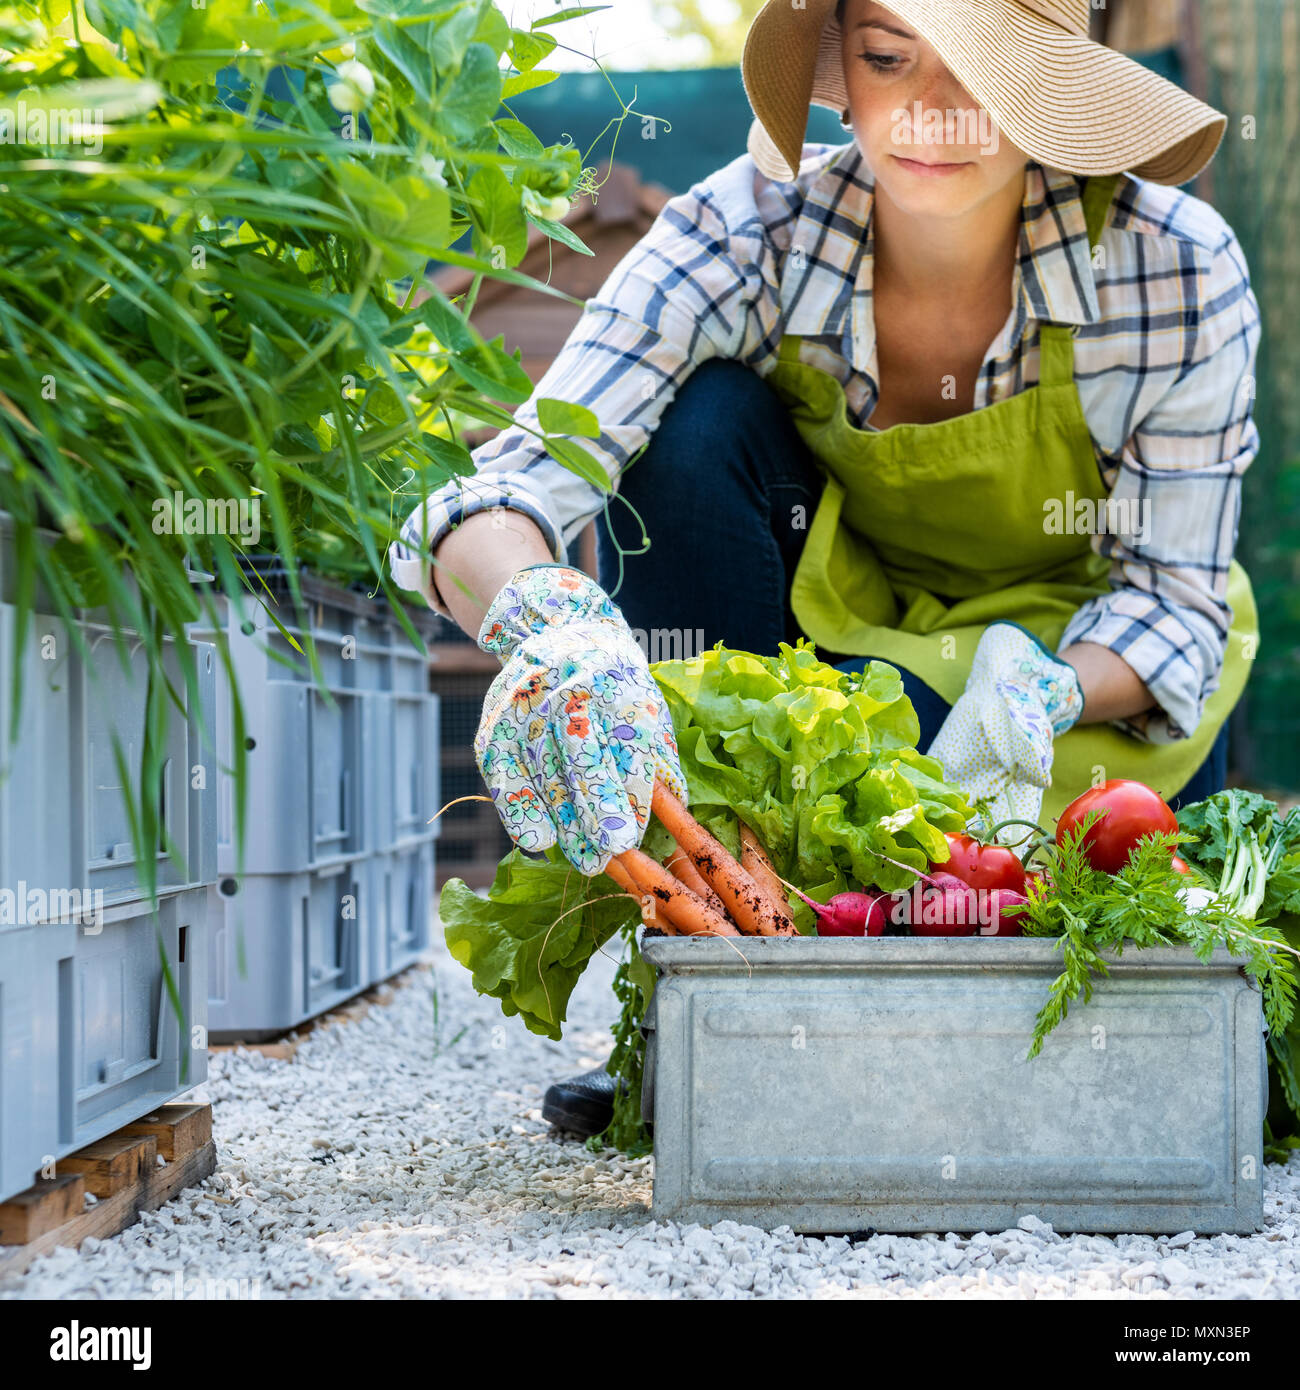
[[495, 116, 545, 158], [450, 334, 533, 404], [435, 40, 502, 141], [526, 211, 593, 256], [508, 26, 556, 72], [537, 396, 599, 438], [467, 163, 527, 268], [501, 68, 557, 99], [441, 848, 637, 1039], [530, 5, 610, 29], [545, 436, 610, 491], [420, 288, 476, 355]]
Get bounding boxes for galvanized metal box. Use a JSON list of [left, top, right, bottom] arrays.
[[641, 937, 1266, 1235]]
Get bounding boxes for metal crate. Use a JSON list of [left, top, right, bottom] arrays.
[[642, 936, 1266, 1236]]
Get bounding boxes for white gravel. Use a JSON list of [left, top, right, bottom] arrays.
[[6, 927, 1300, 1300]]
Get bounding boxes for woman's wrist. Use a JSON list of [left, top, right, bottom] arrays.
[[433, 510, 557, 637], [1057, 641, 1155, 725]]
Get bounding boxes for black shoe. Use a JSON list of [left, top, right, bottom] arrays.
[[543, 1065, 618, 1138]]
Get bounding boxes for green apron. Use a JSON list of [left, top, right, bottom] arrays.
[[764, 173, 1257, 825]]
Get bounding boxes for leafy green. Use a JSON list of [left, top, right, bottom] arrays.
[[586, 925, 656, 1157], [1176, 789, 1300, 921], [1020, 813, 1298, 1059], [652, 642, 971, 926], [438, 642, 972, 1079], [441, 845, 638, 1040]]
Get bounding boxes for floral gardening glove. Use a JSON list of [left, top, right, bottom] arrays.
[[927, 622, 1084, 844], [474, 565, 688, 875]]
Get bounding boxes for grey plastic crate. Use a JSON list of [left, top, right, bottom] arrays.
[[641, 937, 1266, 1236], [0, 605, 217, 913], [206, 858, 368, 1041], [0, 888, 208, 1204], [72, 888, 208, 1147], [367, 840, 434, 984], [366, 691, 441, 854], [194, 574, 439, 877], [0, 920, 68, 1204]]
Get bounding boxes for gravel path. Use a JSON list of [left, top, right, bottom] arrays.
[[5, 927, 1300, 1300]]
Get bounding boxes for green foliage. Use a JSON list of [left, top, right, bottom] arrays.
[[0, 0, 624, 893], [587, 925, 655, 1157], [1020, 814, 1299, 1059], [441, 845, 638, 1040], [651, 641, 972, 928], [1176, 789, 1300, 923]]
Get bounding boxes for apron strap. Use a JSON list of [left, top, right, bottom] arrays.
[[1039, 172, 1123, 389]]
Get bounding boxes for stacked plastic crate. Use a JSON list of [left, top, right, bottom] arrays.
[[0, 521, 216, 1203], [195, 563, 440, 1042]]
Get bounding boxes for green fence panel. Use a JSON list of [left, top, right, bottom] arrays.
[[1197, 0, 1300, 789]]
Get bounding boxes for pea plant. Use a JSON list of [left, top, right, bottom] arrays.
[[0, 0, 613, 893]]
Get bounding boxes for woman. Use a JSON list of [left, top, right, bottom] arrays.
[[391, 0, 1260, 1136]]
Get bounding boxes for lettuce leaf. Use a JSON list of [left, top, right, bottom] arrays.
[[654, 643, 971, 913], [441, 848, 638, 1040], [439, 641, 973, 1031]]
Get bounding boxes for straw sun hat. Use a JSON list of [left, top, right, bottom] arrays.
[[742, 0, 1226, 186]]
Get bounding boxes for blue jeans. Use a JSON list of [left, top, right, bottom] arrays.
[[596, 358, 1229, 806]]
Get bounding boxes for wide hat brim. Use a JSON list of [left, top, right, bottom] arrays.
[[742, 0, 1226, 186]]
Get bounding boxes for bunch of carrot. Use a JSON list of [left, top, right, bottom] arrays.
[[605, 781, 796, 937]]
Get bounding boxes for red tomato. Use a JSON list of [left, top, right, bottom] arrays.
[[933, 833, 1027, 895], [1171, 855, 1192, 876], [1056, 780, 1178, 875]]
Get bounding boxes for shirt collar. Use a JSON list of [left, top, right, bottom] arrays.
[[780, 148, 1102, 378]]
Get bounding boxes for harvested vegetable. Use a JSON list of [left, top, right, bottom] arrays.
[[1176, 789, 1300, 923], [616, 846, 739, 938], [650, 643, 972, 922], [1055, 779, 1178, 874], [604, 857, 641, 900], [1017, 812, 1297, 1059], [739, 823, 793, 917], [1176, 789, 1300, 1151], [788, 887, 888, 937], [651, 781, 795, 936], [909, 871, 979, 937], [935, 832, 1027, 895], [664, 848, 723, 914], [982, 888, 1028, 937]]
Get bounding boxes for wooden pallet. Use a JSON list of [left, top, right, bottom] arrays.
[[0, 1103, 216, 1277]]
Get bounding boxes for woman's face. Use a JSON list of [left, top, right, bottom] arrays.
[[840, 0, 1028, 217]]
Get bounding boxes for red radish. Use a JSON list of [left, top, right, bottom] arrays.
[[789, 887, 888, 937], [910, 872, 978, 937], [1171, 855, 1192, 876], [981, 888, 1028, 937]]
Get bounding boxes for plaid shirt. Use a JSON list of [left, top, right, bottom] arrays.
[[391, 142, 1261, 744]]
